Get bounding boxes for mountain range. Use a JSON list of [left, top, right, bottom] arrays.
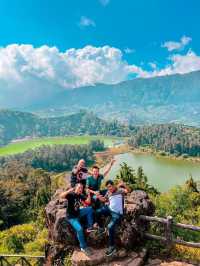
[[1, 70, 200, 126]]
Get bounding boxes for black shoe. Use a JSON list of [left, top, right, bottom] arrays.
[[105, 246, 116, 256]]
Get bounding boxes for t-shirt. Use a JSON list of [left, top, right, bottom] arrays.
[[70, 166, 88, 187], [105, 189, 124, 215], [86, 175, 104, 191], [66, 192, 86, 218]]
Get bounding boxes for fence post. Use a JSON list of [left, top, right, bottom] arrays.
[[165, 215, 173, 250]]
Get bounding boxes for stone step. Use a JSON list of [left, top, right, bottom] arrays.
[[71, 248, 147, 266]]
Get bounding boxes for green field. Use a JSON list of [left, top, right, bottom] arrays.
[[0, 135, 123, 156]]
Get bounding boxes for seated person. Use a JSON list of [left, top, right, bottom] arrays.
[[70, 159, 90, 188], [95, 180, 130, 257], [86, 159, 115, 198], [60, 183, 95, 255]]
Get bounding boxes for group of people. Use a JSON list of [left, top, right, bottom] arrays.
[[60, 159, 130, 257]]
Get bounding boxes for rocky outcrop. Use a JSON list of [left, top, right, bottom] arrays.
[[71, 248, 147, 266], [44, 190, 155, 265]]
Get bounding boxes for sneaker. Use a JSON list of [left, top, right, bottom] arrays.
[[81, 247, 92, 256], [86, 227, 96, 233], [105, 246, 116, 257]]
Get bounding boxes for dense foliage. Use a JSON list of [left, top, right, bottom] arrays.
[[0, 223, 47, 255], [128, 124, 200, 156], [151, 178, 200, 262], [0, 163, 51, 229], [116, 163, 159, 196], [154, 177, 200, 241], [0, 140, 104, 172], [0, 109, 132, 146], [0, 140, 105, 229]]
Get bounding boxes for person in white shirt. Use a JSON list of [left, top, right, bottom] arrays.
[[96, 179, 130, 256]]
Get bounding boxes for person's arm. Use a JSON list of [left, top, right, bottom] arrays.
[[86, 187, 100, 195], [70, 168, 78, 187], [97, 194, 108, 203], [103, 159, 116, 177], [117, 180, 131, 194], [96, 191, 109, 203], [60, 187, 74, 199]]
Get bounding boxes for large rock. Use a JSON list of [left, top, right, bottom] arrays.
[[44, 190, 155, 265], [71, 248, 147, 266]]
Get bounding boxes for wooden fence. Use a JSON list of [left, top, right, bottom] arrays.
[[0, 215, 199, 265], [139, 215, 200, 249], [0, 254, 45, 266]]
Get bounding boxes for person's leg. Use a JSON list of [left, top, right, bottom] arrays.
[[79, 207, 93, 228], [68, 218, 87, 249], [107, 213, 121, 247], [95, 205, 111, 228], [96, 205, 110, 216]]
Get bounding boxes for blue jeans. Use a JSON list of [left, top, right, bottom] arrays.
[[96, 205, 121, 247], [68, 206, 93, 249]]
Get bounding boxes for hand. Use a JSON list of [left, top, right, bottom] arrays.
[[94, 191, 100, 196], [97, 194, 104, 200]]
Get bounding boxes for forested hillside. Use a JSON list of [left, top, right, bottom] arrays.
[[1, 109, 200, 157], [128, 124, 200, 156], [0, 141, 104, 172], [0, 109, 132, 146]]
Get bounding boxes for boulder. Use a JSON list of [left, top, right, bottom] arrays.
[[71, 248, 147, 266], [44, 190, 155, 265]]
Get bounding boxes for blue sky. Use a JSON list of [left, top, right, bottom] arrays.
[[0, 0, 199, 66], [0, 0, 200, 107]]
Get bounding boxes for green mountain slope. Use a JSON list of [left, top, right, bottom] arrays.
[[0, 109, 130, 146], [29, 71, 200, 125]]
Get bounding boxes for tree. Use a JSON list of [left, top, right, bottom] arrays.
[[116, 163, 159, 195]]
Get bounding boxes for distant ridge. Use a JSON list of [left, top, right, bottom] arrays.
[[1, 70, 200, 125], [28, 70, 200, 126]]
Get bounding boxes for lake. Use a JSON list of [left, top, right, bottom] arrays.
[[106, 153, 200, 192]]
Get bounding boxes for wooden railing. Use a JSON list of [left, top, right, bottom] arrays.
[[139, 215, 200, 249], [0, 254, 45, 266], [0, 215, 199, 265]]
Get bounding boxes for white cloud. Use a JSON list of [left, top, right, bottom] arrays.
[[0, 44, 144, 91], [124, 47, 135, 54], [149, 62, 157, 70], [79, 16, 96, 27], [0, 43, 200, 107], [99, 0, 110, 6], [140, 50, 200, 78], [162, 36, 192, 51]]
